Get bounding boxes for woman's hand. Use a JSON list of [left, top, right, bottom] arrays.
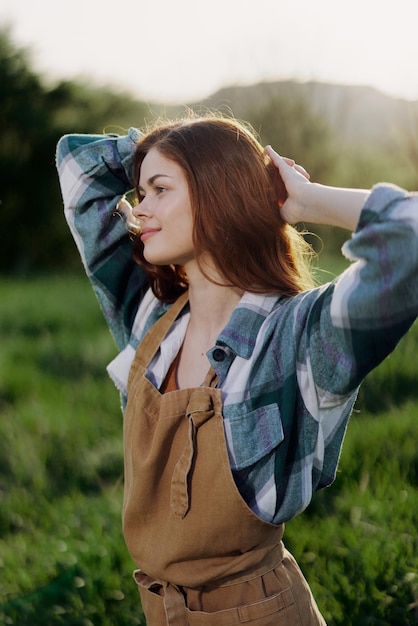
[[266, 145, 369, 231], [115, 196, 142, 235], [265, 145, 311, 224]]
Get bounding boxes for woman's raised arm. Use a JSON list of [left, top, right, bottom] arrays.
[[56, 129, 148, 350]]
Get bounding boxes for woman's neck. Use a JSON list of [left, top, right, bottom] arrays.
[[175, 259, 243, 389], [184, 259, 243, 339]]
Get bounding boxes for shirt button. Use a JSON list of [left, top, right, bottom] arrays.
[[212, 348, 226, 362]]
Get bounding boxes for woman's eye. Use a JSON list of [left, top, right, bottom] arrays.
[[134, 188, 144, 203], [135, 186, 167, 201]]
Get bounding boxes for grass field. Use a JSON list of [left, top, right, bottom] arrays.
[[0, 273, 417, 625]]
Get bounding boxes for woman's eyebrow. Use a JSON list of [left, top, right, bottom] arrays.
[[138, 174, 172, 191]]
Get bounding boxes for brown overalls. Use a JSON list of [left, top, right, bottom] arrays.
[[123, 292, 327, 625]]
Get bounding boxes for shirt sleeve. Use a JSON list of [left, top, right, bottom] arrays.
[[263, 184, 418, 524], [302, 183, 418, 402], [56, 128, 149, 350]]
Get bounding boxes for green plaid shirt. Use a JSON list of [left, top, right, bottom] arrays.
[[56, 129, 418, 524]]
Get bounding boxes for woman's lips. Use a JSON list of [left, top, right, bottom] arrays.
[[140, 228, 160, 241]]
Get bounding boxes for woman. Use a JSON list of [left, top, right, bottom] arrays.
[[56, 115, 418, 625]]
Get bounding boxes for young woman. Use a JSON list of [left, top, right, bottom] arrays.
[[56, 115, 418, 625]]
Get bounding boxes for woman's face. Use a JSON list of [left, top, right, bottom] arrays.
[[133, 148, 195, 267]]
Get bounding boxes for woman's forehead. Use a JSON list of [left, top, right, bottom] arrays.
[[139, 148, 184, 184]]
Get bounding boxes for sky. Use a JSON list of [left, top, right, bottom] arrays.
[[1, 0, 418, 104]]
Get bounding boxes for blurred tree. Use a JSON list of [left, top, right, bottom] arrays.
[[401, 102, 418, 189], [0, 27, 54, 273], [0, 27, 149, 273]]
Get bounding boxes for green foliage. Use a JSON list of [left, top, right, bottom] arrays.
[[0, 276, 417, 625], [0, 276, 143, 625], [0, 27, 62, 273], [0, 27, 149, 274]]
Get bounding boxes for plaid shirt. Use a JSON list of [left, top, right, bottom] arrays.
[[56, 129, 418, 524]]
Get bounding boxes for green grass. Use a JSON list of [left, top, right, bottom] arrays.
[[0, 274, 417, 625]]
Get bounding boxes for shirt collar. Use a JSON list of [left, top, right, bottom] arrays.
[[216, 292, 282, 359]]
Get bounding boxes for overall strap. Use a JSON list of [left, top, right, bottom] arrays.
[[135, 291, 189, 369]]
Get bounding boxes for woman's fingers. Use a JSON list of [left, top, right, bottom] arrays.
[[282, 156, 295, 166], [115, 197, 142, 235], [265, 146, 310, 180], [294, 164, 310, 180]]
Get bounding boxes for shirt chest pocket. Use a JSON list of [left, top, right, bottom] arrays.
[[225, 404, 284, 471]]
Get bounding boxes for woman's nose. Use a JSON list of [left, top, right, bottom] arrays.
[[132, 198, 151, 218]]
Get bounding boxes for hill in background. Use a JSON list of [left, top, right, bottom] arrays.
[[159, 80, 418, 147]]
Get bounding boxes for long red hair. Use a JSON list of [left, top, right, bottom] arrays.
[[132, 115, 314, 302]]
